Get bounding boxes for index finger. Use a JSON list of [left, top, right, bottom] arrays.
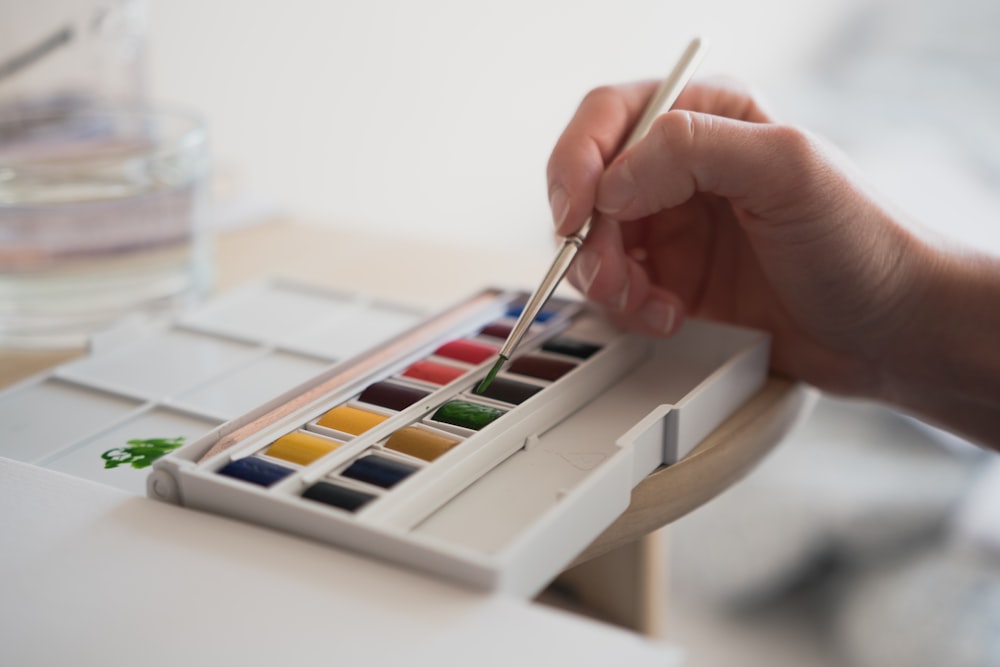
[[546, 81, 659, 237]]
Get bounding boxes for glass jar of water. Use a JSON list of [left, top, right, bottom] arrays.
[[0, 106, 211, 347]]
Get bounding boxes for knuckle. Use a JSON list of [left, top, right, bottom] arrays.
[[769, 125, 830, 185], [651, 110, 700, 152], [770, 124, 817, 160], [581, 85, 619, 108]]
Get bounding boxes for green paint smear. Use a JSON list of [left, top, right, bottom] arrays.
[[433, 400, 505, 431], [101, 437, 185, 470]]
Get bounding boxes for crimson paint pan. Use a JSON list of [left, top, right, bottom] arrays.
[[479, 322, 514, 340], [358, 380, 430, 412]]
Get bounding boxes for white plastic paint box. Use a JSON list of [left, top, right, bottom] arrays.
[[149, 286, 770, 596]]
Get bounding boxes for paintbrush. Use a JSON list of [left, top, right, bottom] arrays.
[[476, 37, 708, 394]]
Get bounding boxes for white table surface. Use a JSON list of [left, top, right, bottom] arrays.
[[0, 457, 682, 667]]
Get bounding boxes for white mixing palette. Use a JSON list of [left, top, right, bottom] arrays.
[[0, 281, 427, 494]]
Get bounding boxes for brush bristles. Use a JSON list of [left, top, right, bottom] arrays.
[[475, 355, 507, 394]]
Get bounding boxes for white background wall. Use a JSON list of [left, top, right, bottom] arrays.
[[5, 0, 999, 254], [139, 0, 860, 251]]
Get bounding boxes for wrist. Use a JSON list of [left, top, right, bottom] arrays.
[[878, 241, 1000, 446]]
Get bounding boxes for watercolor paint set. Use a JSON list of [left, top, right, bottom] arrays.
[[148, 285, 770, 596]]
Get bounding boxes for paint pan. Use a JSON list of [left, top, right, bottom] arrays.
[[341, 454, 418, 489], [430, 399, 506, 431], [315, 405, 390, 437], [401, 360, 467, 386], [507, 355, 577, 382], [384, 425, 460, 462], [434, 339, 498, 365], [358, 381, 430, 412], [475, 376, 542, 405], [218, 456, 295, 487], [302, 481, 375, 512], [265, 431, 341, 466]]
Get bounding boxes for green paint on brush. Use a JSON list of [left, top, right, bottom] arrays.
[[101, 437, 185, 470], [433, 400, 506, 431], [475, 354, 507, 394]]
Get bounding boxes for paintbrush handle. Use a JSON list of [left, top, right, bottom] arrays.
[[497, 37, 707, 362], [572, 36, 707, 244], [498, 237, 581, 359], [619, 37, 707, 157]]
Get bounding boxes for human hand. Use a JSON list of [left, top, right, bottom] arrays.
[[546, 78, 934, 397]]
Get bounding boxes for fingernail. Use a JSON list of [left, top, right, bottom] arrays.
[[549, 185, 570, 230], [575, 250, 601, 294], [640, 300, 675, 334], [596, 160, 636, 214], [616, 281, 630, 311]]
